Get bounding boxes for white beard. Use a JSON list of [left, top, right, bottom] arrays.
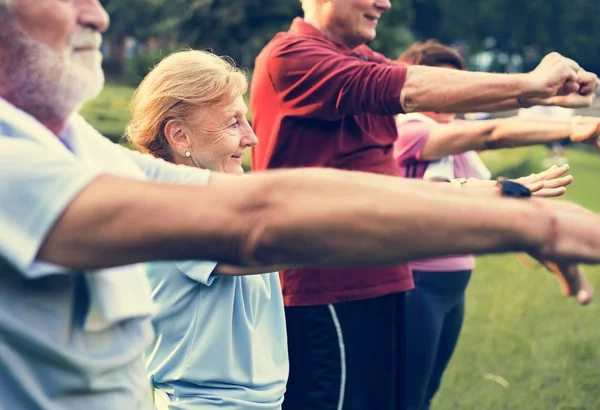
[[0, 19, 104, 127]]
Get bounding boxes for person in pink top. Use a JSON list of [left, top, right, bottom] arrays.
[[394, 40, 599, 410]]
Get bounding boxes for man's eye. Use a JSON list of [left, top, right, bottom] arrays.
[[229, 120, 240, 128]]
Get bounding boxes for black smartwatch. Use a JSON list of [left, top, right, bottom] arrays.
[[496, 178, 532, 198]]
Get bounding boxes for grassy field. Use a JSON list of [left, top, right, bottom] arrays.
[[81, 83, 600, 410], [80, 83, 134, 143], [434, 147, 600, 410]]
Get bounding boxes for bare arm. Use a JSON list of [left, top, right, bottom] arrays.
[[36, 167, 600, 272], [419, 117, 600, 161], [400, 53, 598, 113], [400, 67, 534, 113], [419, 118, 568, 161]]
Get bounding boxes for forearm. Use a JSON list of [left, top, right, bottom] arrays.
[[461, 97, 522, 113], [424, 117, 573, 159], [486, 118, 571, 148], [38, 170, 550, 270], [401, 66, 535, 113], [246, 169, 549, 267], [38, 175, 256, 269]]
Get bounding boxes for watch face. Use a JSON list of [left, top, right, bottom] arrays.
[[500, 180, 532, 198]]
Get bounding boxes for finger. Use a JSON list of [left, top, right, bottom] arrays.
[[565, 57, 582, 73], [526, 181, 544, 193], [558, 80, 580, 96], [515, 173, 537, 185], [577, 70, 599, 95], [571, 122, 600, 141], [579, 82, 598, 96], [543, 164, 570, 180], [540, 175, 573, 189], [576, 274, 593, 305], [564, 58, 581, 82], [552, 263, 593, 305], [533, 164, 569, 182], [533, 186, 568, 198]]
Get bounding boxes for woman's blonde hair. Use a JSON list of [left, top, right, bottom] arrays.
[[125, 49, 248, 162]]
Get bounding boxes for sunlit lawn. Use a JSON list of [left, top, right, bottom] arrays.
[[434, 147, 600, 410]]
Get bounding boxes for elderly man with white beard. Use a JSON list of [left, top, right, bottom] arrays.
[[2, 1, 600, 410]]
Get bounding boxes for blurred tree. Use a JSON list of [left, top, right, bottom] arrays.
[[408, 0, 600, 73], [101, 0, 600, 76], [101, 0, 414, 73], [101, 0, 168, 75], [370, 0, 415, 58]]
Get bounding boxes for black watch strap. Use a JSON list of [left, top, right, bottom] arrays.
[[497, 178, 532, 198]]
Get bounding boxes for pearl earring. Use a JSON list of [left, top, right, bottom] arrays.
[[184, 150, 191, 157]]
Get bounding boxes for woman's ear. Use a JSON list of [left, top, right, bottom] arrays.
[[163, 120, 190, 155]]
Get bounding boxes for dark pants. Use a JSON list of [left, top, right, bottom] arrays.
[[405, 270, 472, 410], [283, 292, 407, 410]]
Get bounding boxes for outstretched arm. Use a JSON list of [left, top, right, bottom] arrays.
[[414, 117, 599, 161], [400, 53, 599, 113], [37, 167, 600, 271]]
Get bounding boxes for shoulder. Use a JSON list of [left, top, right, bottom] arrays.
[[262, 30, 345, 64], [353, 44, 391, 64]]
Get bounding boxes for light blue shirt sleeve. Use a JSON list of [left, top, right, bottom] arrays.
[[0, 137, 104, 276], [117, 146, 212, 185]]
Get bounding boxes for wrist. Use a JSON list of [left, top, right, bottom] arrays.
[[520, 73, 550, 99], [530, 199, 559, 257], [513, 200, 558, 256]]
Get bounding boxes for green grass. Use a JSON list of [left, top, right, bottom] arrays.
[[433, 147, 600, 410], [83, 83, 600, 410], [79, 83, 134, 143]]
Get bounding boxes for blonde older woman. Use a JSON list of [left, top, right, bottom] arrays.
[[126, 50, 286, 409]]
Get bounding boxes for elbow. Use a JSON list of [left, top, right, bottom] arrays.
[[234, 168, 340, 267], [400, 87, 423, 113], [241, 218, 282, 267], [233, 178, 290, 268]]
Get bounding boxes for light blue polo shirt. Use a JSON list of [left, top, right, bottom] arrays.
[[0, 98, 212, 409], [145, 262, 289, 409]]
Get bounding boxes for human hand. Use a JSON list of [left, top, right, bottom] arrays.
[[568, 116, 600, 151], [512, 164, 572, 198], [526, 52, 581, 98], [541, 261, 593, 305], [524, 53, 599, 108], [528, 198, 600, 266]]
